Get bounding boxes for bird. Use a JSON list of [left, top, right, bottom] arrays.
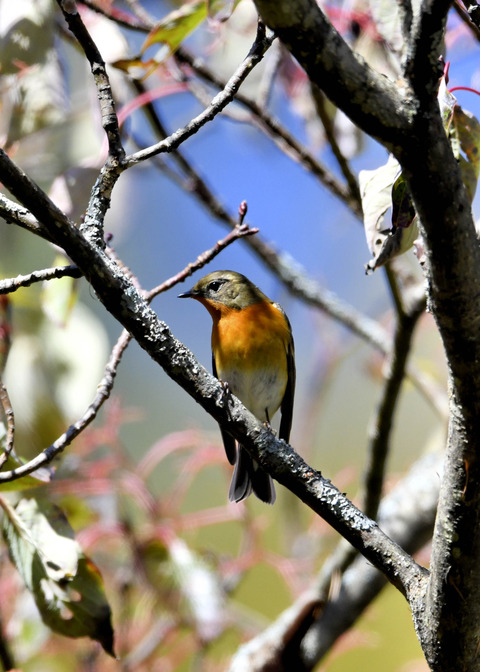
[[178, 270, 295, 504]]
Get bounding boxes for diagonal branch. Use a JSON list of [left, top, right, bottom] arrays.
[[229, 451, 440, 671], [0, 146, 428, 608], [125, 22, 274, 166], [174, 48, 361, 216], [0, 210, 257, 481]]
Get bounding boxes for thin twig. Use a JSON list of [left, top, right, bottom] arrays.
[[56, 0, 125, 165], [310, 83, 362, 209], [362, 288, 427, 520], [0, 265, 82, 295], [0, 193, 53, 242], [56, 0, 126, 249], [175, 48, 360, 216], [125, 22, 274, 166]]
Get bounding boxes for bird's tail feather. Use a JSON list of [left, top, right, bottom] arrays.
[[228, 446, 276, 504]]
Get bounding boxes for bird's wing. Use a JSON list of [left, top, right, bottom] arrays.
[[279, 327, 296, 443], [212, 352, 237, 465]]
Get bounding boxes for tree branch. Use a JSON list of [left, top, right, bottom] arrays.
[[403, 0, 450, 100], [125, 21, 274, 166], [229, 451, 440, 671], [0, 146, 428, 606], [0, 265, 82, 294], [174, 48, 361, 216], [56, 0, 125, 164], [362, 285, 427, 520], [0, 193, 54, 243], [253, 0, 409, 148], [252, 0, 480, 667], [56, 0, 125, 248]]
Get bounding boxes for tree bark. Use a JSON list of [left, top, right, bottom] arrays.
[[253, 0, 480, 668]]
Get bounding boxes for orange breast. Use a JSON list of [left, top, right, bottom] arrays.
[[211, 301, 290, 420]]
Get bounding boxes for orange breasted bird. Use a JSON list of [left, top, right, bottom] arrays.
[[179, 270, 295, 504]]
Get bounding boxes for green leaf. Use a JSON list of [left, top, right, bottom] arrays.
[[439, 78, 480, 203], [2, 498, 115, 656], [141, 1, 208, 59], [113, 1, 209, 75]]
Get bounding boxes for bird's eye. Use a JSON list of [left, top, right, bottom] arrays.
[[208, 280, 224, 292]]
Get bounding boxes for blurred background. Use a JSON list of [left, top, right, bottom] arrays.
[[0, 0, 477, 669]]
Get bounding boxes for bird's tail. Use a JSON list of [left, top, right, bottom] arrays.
[[228, 446, 276, 504]]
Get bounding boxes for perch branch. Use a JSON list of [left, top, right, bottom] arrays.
[[0, 209, 257, 481], [0, 148, 428, 609]]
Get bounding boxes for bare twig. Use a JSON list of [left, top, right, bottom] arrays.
[[175, 48, 360, 216], [125, 22, 275, 166], [0, 265, 82, 295], [362, 286, 427, 520], [56, 0, 125, 165], [310, 83, 362, 209], [0, 193, 53, 242], [147, 216, 257, 300], [56, 0, 125, 249]]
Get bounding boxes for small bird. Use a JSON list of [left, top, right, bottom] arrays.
[[179, 270, 295, 504]]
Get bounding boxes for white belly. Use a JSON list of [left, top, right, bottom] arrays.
[[221, 365, 287, 422]]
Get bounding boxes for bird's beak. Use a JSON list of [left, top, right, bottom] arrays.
[[178, 289, 194, 298]]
